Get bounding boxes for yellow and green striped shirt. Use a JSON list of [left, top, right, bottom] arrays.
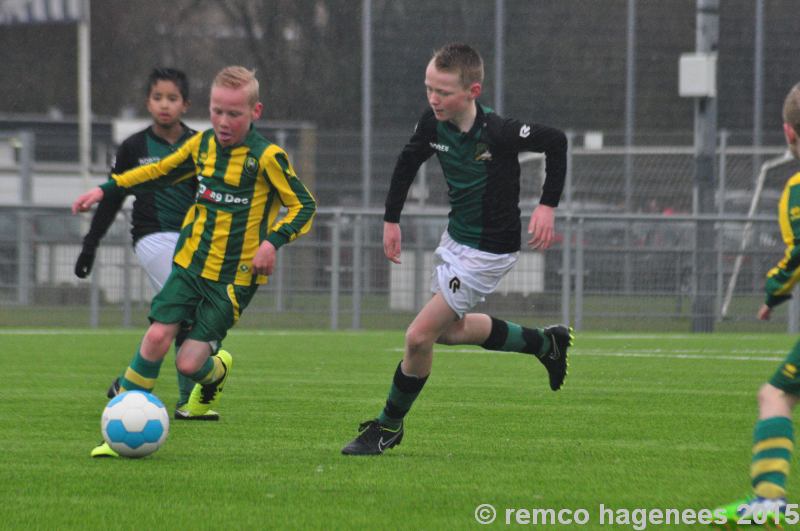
[[100, 127, 316, 286], [765, 171, 800, 306]]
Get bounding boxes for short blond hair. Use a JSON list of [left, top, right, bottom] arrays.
[[432, 43, 484, 88], [783, 83, 800, 135], [212, 66, 259, 107]]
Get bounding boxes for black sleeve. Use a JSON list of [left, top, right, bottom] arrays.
[[383, 110, 437, 223], [501, 119, 567, 207], [81, 140, 136, 248]]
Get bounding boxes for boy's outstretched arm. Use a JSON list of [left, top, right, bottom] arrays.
[[72, 187, 104, 214]]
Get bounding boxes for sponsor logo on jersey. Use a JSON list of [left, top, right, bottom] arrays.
[[520, 125, 531, 138], [138, 156, 160, 165], [197, 183, 250, 205], [429, 142, 450, 153]]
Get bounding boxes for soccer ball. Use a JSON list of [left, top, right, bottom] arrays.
[[101, 390, 170, 458]]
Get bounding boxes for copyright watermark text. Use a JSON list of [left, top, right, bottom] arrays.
[[473, 503, 798, 528]]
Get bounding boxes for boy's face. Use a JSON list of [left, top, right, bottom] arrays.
[[424, 60, 480, 123], [209, 85, 263, 147], [147, 80, 188, 129]]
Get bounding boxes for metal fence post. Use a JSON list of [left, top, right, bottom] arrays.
[[90, 256, 99, 328], [274, 244, 285, 312], [122, 240, 132, 327], [16, 130, 34, 306], [574, 218, 584, 331], [715, 130, 728, 321], [561, 219, 572, 326], [330, 211, 342, 330], [414, 218, 425, 312], [561, 132, 574, 326], [352, 214, 363, 329]]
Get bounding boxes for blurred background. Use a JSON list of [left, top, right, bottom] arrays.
[[0, 0, 798, 332]]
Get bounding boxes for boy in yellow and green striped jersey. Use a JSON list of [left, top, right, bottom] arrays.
[[73, 66, 316, 457], [716, 83, 800, 525]]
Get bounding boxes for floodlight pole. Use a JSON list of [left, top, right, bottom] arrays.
[[622, 0, 636, 294], [691, 0, 718, 332], [494, 0, 504, 116], [78, 0, 91, 195]]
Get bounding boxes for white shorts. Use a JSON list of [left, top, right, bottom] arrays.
[[430, 231, 518, 319], [134, 232, 180, 292]]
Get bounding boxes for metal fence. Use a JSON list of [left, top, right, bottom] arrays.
[[2, 125, 799, 332], [2, 204, 798, 333]]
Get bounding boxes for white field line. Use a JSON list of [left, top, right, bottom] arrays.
[[391, 347, 785, 362], [583, 334, 789, 341], [0, 329, 366, 336], [0, 329, 788, 362]]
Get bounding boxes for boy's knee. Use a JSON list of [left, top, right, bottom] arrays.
[[405, 325, 434, 353], [175, 357, 199, 376], [144, 324, 175, 350]]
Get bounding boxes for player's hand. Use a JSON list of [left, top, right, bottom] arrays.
[[72, 187, 104, 214], [252, 240, 276, 276], [527, 205, 555, 249], [757, 304, 772, 321], [74, 247, 96, 278], [383, 222, 402, 264]]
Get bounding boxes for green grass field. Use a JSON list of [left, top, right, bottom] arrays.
[[1, 329, 796, 529]]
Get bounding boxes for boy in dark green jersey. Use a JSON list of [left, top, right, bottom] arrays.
[[73, 66, 316, 457], [715, 83, 800, 525], [342, 43, 573, 456], [73, 68, 219, 424]]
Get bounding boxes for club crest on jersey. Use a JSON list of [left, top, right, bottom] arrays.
[[239, 264, 250, 272], [474, 143, 492, 161], [429, 142, 449, 153], [244, 156, 258, 174], [198, 152, 208, 164]]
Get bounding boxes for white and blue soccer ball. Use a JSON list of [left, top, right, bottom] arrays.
[[101, 390, 170, 458]]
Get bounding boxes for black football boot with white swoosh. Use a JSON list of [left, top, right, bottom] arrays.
[[538, 325, 573, 391], [341, 419, 404, 455]]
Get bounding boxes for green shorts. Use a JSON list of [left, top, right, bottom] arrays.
[[149, 266, 258, 344], [769, 339, 800, 395]]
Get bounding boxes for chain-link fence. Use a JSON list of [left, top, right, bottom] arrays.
[[2, 132, 797, 333], [1, 0, 798, 332], [0, 206, 795, 333]]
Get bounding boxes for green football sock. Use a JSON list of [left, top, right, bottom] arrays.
[[118, 347, 162, 393], [377, 362, 428, 430], [188, 355, 224, 385], [751, 416, 794, 499], [481, 317, 551, 356]]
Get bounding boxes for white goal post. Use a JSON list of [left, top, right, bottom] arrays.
[[720, 151, 794, 319]]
